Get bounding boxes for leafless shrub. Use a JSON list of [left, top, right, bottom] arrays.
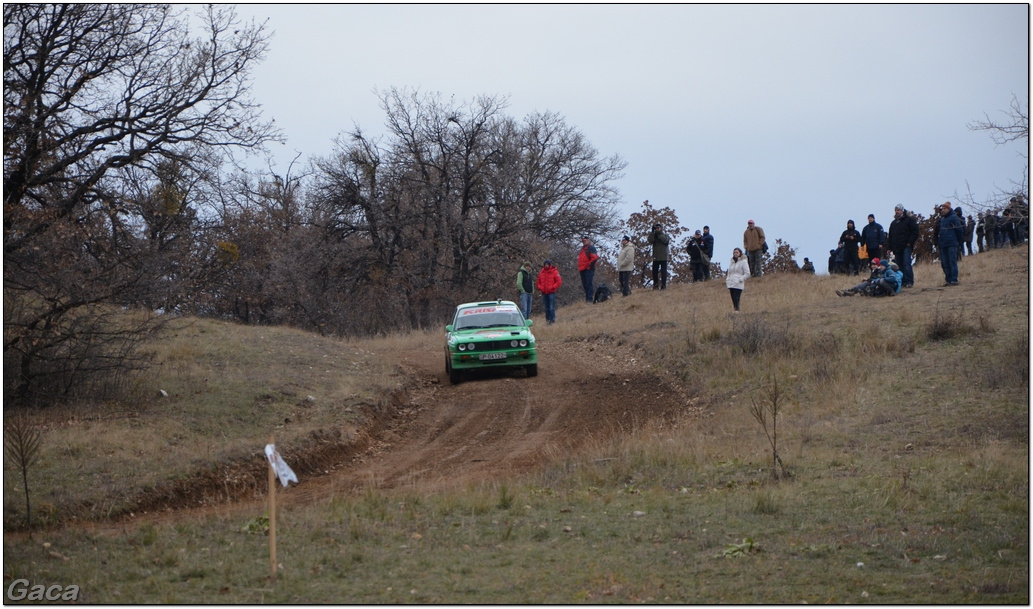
[[725, 315, 797, 356], [4, 416, 44, 528], [748, 376, 792, 481], [926, 308, 976, 341]]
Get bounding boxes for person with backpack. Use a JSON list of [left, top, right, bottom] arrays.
[[516, 262, 534, 319], [687, 230, 708, 282], [536, 260, 562, 324], [617, 235, 635, 297], [577, 236, 599, 303]]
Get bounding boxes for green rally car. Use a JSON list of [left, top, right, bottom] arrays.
[[444, 300, 538, 384]]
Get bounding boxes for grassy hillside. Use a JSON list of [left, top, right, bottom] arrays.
[[4, 246, 1028, 603]]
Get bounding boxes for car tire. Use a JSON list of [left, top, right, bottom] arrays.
[[447, 359, 462, 385], [526, 364, 538, 378]]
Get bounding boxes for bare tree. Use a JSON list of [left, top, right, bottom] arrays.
[[4, 4, 280, 406], [619, 200, 691, 287], [969, 94, 1029, 151], [955, 96, 1030, 230], [308, 88, 623, 332]]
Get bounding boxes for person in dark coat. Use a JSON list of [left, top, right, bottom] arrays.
[[887, 204, 920, 288], [839, 220, 861, 275], [687, 230, 707, 282], [860, 214, 886, 263], [937, 202, 964, 286], [701, 226, 715, 281]]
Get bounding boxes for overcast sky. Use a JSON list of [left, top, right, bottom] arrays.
[[232, 3, 1028, 270]]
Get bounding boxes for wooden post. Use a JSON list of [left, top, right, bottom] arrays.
[[268, 435, 277, 583]]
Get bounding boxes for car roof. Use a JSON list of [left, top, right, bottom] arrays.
[[456, 300, 518, 310]]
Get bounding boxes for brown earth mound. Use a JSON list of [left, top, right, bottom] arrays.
[[103, 335, 694, 528]]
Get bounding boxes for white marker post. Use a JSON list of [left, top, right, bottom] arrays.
[[265, 437, 298, 583]]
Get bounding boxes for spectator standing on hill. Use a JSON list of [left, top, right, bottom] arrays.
[[687, 230, 708, 282], [577, 236, 599, 303], [701, 226, 715, 281], [536, 260, 562, 324], [725, 248, 751, 312], [617, 235, 635, 297], [861, 214, 886, 263], [839, 220, 862, 275], [648, 223, 670, 290], [964, 214, 976, 256], [937, 202, 964, 286], [801, 257, 815, 274], [887, 204, 919, 288], [516, 262, 534, 319], [985, 211, 998, 249], [743, 219, 766, 278], [976, 212, 986, 253], [954, 207, 967, 261]]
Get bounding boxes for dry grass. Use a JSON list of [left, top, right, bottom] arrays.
[[3, 246, 1028, 603]]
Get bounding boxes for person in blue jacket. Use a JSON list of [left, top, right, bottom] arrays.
[[936, 201, 965, 286]]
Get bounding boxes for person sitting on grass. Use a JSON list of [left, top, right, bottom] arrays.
[[880, 261, 903, 296], [836, 257, 885, 297]]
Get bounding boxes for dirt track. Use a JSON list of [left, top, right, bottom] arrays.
[[274, 337, 693, 509], [59, 336, 695, 534]]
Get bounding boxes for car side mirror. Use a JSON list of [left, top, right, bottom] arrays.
[[525, 319, 533, 327], [445, 324, 453, 332]]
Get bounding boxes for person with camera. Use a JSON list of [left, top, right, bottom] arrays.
[[687, 230, 708, 282], [647, 223, 670, 290], [577, 236, 600, 303]]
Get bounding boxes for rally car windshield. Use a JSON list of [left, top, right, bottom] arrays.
[[454, 310, 525, 331]]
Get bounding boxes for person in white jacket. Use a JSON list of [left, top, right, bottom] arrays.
[[617, 235, 635, 296], [725, 247, 751, 312]]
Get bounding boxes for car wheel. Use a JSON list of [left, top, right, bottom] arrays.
[[447, 358, 462, 385], [526, 364, 538, 378]]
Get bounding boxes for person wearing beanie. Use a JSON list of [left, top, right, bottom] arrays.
[[617, 235, 635, 297], [516, 261, 535, 320], [648, 223, 670, 289], [937, 201, 964, 286], [536, 260, 562, 324], [577, 236, 600, 303], [839, 219, 862, 275], [861, 213, 887, 264], [701, 226, 715, 281], [743, 219, 767, 278], [836, 257, 886, 297], [687, 230, 709, 282], [888, 204, 919, 287]]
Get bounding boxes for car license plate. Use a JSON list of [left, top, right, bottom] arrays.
[[479, 352, 506, 361]]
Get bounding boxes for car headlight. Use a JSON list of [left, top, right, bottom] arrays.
[[458, 343, 466, 351], [467, 343, 476, 351], [519, 339, 528, 347], [510, 340, 518, 348]]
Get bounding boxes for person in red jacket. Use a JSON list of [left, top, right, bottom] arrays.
[[536, 259, 562, 324], [577, 236, 599, 303]]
